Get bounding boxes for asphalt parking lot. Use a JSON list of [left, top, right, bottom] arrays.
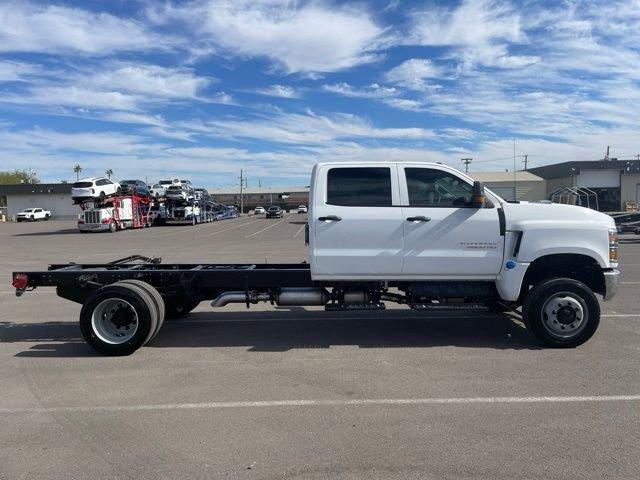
[[1, 217, 639, 479]]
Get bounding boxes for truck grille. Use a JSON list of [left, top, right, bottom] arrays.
[[84, 211, 101, 224]]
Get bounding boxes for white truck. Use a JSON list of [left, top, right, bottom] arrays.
[[13, 161, 620, 355], [16, 207, 51, 222]]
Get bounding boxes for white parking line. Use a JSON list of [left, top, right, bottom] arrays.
[[1, 394, 639, 415], [293, 224, 306, 238], [245, 217, 289, 238], [620, 282, 640, 284], [194, 218, 263, 239]]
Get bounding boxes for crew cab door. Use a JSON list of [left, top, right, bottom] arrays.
[[399, 165, 503, 278], [311, 165, 404, 278]]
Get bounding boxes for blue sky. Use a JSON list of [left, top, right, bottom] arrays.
[[0, 0, 639, 187]]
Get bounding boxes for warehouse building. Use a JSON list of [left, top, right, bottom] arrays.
[[209, 186, 309, 212], [529, 160, 640, 212], [469, 171, 545, 202], [0, 183, 78, 219]]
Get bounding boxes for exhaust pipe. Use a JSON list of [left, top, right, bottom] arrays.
[[211, 288, 330, 308], [211, 291, 270, 307]]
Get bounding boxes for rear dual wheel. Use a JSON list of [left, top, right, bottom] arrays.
[[79, 281, 165, 355]]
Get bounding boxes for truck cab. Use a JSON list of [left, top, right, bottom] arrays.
[[309, 161, 620, 338]]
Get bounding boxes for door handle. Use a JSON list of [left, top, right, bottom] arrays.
[[406, 216, 431, 222], [318, 215, 342, 222]]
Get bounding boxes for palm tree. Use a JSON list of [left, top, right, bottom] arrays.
[[105, 169, 113, 179], [73, 164, 83, 180]]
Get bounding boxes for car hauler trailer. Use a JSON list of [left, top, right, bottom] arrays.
[[13, 161, 620, 355]]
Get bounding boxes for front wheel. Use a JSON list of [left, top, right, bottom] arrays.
[[523, 277, 600, 348], [45, 214, 50, 221], [108, 221, 117, 233]]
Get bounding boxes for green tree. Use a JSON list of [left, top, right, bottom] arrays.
[[0, 169, 40, 206], [0, 169, 40, 185]]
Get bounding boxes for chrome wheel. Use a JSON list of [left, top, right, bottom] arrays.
[[541, 292, 587, 339], [91, 298, 139, 344]]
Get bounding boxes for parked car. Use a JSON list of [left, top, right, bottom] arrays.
[[71, 177, 120, 203], [119, 180, 150, 197], [297, 205, 308, 214], [165, 183, 194, 202], [266, 206, 283, 218], [149, 204, 168, 225], [16, 208, 50, 222], [254, 206, 265, 214], [149, 183, 165, 199]]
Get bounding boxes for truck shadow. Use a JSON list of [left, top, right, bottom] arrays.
[[7, 311, 541, 357], [12, 228, 80, 237]]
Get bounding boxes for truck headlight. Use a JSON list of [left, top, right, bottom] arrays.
[[608, 228, 619, 266]]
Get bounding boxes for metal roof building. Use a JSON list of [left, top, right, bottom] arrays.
[[529, 160, 640, 212], [468, 171, 545, 202], [0, 183, 78, 219]]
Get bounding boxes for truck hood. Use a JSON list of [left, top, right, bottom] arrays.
[[501, 201, 615, 229]]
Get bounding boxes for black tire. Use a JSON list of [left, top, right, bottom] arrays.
[[117, 280, 165, 342], [108, 221, 117, 233], [45, 214, 50, 221], [165, 299, 200, 320], [116, 187, 122, 195], [30, 215, 35, 222], [79, 283, 158, 355], [523, 277, 600, 348], [98, 191, 106, 203]]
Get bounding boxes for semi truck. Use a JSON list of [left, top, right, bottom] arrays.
[[12, 161, 620, 355]]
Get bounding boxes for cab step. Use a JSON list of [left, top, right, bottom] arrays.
[[325, 303, 386, 312], [409, 303, 487, 311]]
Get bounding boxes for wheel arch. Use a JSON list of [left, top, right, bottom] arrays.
[[520, 253, 605, 301]]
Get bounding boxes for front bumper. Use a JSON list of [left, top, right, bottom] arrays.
[[603, 269, 621, 301]]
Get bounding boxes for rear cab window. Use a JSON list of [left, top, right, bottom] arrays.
[[326, 167, 393, 207]]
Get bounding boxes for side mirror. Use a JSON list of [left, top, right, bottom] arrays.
[[473, 181, 485, 208]]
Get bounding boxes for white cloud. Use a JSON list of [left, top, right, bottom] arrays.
[[181, 110, 435, 145], [0, 60, 41, 82], [0, 86, 141, 110], [323, 83, 398, 98], [386, 59, 443, 90], [159, 0, 386, 73], [88, 64, 211, 99], [0, 1, 171, 55], [409, 0, 523, 47], [253, 84, 301, 98]]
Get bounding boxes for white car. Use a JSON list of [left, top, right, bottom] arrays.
[[149, 183, 166, 199], [16, 208, 50, 222], [72, 177, 120, 203], [297, 205, 308, 213], [254, 206, 265, 214]]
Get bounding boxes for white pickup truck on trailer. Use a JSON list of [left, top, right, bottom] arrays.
[[13, 161, 620, 355]]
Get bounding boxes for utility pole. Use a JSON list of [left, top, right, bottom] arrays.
[[239, 169, 244, 215], [605, 146, 610, 161], [105, 169, 113, 179], [635, 154, 640, 161], [258, 179, 262, 187], [522, 154, 529, 171], [461, 157, 472, 173]]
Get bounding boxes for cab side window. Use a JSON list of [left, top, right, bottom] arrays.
[[327, 167, 392, 207], [405, 168, 474, 208]]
